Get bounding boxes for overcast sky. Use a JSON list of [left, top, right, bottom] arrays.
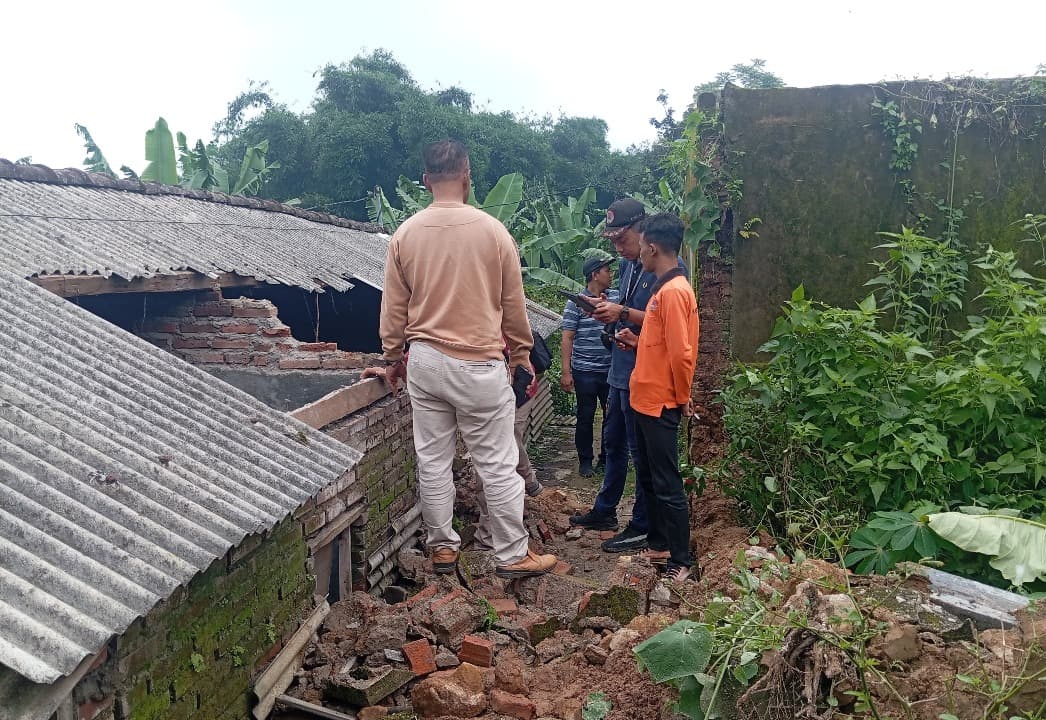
[[3, 0, 1044, 172]]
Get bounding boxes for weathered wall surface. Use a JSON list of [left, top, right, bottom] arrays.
[[724, 82, 1046, 360]]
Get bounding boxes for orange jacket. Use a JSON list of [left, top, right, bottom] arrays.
[[629, 275, 699, 417]]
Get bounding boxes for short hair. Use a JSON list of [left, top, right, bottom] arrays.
[[423, 139, 469, 179], [640, 213, 684, 255]]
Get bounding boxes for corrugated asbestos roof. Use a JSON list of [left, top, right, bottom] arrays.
[[0, 159, 561, 336], [0, 273, 362, 685]]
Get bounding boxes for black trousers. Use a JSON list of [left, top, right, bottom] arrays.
[[634, 407, 693, 569], [573, 369, 610, 464]]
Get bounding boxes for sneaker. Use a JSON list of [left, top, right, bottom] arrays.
[[569, 509, 618, 531], [662, 564, 692, 583], [578, 460, 594, 477], [601, 526, 649, 553], [495, 550, 557, 579], [432, 548, 459, 575]]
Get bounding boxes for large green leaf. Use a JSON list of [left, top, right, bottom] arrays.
[[633, 620, 713, 683], [232, 140, 279, 196], [522, 267, 583, 291], [927, 512, 1046, 587], [141, 117, 178, 185], [481, 172, 524, 223]]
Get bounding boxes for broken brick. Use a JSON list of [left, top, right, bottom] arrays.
[[262, 327, 291, 337], [552, 561, 573, 576], [300, 341, 338, 351], [193, 302, 233, 317], [488, 598, 518, 617], [457, 635, 493, 667], [491, 688, 536, 720], [402, 584, 438, 608], [402, 639, 437, 676], [232, 305, 276, 318], [536, 520, 553, 543]]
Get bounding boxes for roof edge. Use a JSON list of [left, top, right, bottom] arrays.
[[0, 158, 385, 235]]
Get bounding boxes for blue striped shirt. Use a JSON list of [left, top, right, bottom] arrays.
[[562, 288, 619, 373]]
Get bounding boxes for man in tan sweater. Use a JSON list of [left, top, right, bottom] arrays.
[[379, 139, 557, 579]]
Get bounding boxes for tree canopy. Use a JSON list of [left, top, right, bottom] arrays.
[[214, 50, 653, 218]]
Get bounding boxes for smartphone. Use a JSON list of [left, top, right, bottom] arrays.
[[556, 289, 599, 314], [511, 365, 534, 408]]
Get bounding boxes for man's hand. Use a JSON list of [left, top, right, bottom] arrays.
[[614, 328, 638, 350], [361, 366, 386, 380], [683, 399, 696, 417], [592, 297, 623, 324], [560, 370, 574, 393], [385, 359, 407, 396]]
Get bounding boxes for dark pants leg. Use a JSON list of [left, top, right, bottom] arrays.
[[573, 370, 609, 465], [634, 408, 691, 568], [592, 387, 648, 532]]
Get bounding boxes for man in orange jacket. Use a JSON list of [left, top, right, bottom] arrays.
[[615, 213, 699, 582]]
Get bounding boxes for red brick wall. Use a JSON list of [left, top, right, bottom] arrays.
[[139, 290, 377, 370]]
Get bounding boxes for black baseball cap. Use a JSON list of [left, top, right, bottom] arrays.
[[582, 255, 614, 279], [603, 198, 646, 239]]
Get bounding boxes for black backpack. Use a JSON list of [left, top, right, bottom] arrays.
[[530, 330, 552, 375]]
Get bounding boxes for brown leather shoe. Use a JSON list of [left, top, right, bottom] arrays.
[[432, 548, 459, 575], [495, 550, 557, 579]]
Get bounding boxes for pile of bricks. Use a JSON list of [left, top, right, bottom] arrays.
[[140, 290, 374, 369]]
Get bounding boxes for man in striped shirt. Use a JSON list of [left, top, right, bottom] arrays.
[[560, 256, 619, 477]]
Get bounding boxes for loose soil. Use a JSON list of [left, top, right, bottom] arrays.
[[276, 410, 1044, 720]]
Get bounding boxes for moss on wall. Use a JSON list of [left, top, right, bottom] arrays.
[[724, 81, 1046, 360]]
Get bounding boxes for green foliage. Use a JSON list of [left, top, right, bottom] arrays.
[[142, 117, 179, 185], [217, 49, 648, 219], [189, 652, 206, 673], [479, 598, 499, 631], [866, 228, 967, 346], [872, 99, 922, 173], [722, 231, 1046, 586], [581, 691, 612, 720], [74, 124, 114, 177], [927, 510, 1046, 587], [694, 58, 785, 96], [229, 644, 246, 667]]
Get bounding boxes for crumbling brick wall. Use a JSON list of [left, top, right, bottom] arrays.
[[138, 289, 374, 369], [72, 464, 365, 720], [318, 389, 417, 594]]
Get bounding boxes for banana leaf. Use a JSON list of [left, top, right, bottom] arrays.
[[522, 267, 583, 291], [481, 173, 524, 223], [927, 511, 1046, 587], [74, 124, 114, 177], [141, 118, 178, 185]]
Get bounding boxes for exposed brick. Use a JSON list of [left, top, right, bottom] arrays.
[[172, 337, 211, 349], [489, 598, 518, 617], [194, 302, 233, 317], [211, 338, 251, 349], [262, 327, 292, 337], [402, 584, 438, 608], [490, 689, 536, 720], [278, 358, 321, 370], [233, 306, 277, 318], [402, 639, 437, 676], [224, 352, 253, 365], [254, 342, 274, 352], [429, 588, 464, 613], [536, 520, 553, 543], [321, 356, 364, 369], [252, 355, 270, 366], [299, 342, 338, 352], [179, 322, 218, 333], [457, 635, 494, 667], [218, 322, 258, 334]]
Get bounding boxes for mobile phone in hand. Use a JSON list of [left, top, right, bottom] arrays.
[[511, 365, 534, 407], [556, 289, 598, 314]]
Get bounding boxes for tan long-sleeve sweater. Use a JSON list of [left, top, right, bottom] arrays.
[[379, 201, 533, 368]]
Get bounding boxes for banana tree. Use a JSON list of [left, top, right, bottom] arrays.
[[517, 188, 610, 290], [367, 172, 523, 231]]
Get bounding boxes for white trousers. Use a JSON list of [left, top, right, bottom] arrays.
[[406, 342, 528, 566]]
